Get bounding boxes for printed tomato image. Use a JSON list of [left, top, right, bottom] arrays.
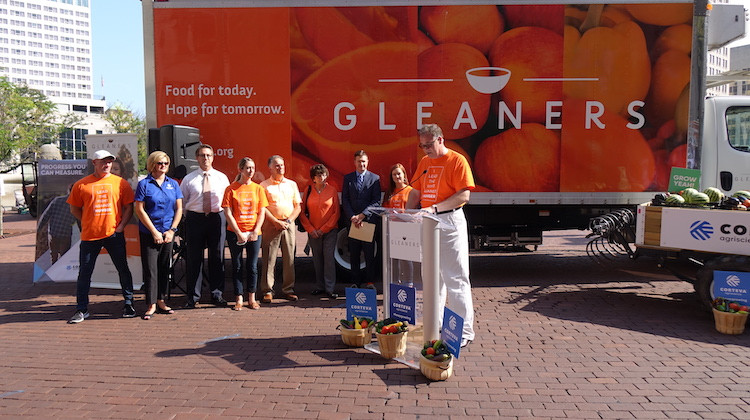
[[291, 42, 419, 178], [560, 101, 655, 192]]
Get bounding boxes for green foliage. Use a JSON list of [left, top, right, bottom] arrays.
[[0, 77, 59, 162], [103, 104, 147, 174]]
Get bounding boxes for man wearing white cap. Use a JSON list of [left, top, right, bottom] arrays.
[[67, 150, 136, 323]]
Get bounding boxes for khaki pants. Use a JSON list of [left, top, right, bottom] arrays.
[[260, 222, 296, 295]]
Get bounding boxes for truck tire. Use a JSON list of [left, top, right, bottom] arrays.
[[695, 255, 750, 311], [334, 228, 366, 272]]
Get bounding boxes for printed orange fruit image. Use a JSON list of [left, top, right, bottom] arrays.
[[646, 49, 690, 124], [418, 43, 490, 140], [564, 20, 651, 117], [474, 124, 560, 192], [624, 4, 692, 26], [560, 101, 655, 192], [489, 27, 563, 124], [502, 4, 564, 35], [294, 7, 375, 61], [291, 42, 419, 178], [419, 5, 504, 55]]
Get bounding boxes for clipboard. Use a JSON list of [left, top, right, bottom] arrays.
[[348, 221, 375, 242]]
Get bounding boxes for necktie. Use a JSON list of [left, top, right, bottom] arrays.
[[357, 173, 364, 192], [202, 172, 211, 214]]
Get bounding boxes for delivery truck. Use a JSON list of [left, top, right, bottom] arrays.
[[142, 1, 750, 285]]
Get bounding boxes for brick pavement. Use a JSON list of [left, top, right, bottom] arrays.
[[0, 211, 749, 419]]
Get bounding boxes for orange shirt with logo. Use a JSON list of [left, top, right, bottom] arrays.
[[412, 149, 475, 208], [383, 185, 413, 210], [222, 181, 269, 232], [67, 174, 134, 241]]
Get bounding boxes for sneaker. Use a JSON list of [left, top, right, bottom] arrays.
[[211, 295, 228, 307], [281, 293, 298, 302], [123, 304, 136, 318], [326, 292, 339, 299], [68, 310, 89, 324]]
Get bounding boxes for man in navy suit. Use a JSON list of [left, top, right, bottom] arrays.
[[342, 150, 381, 288]]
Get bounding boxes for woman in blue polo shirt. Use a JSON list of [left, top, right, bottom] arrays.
[[134, 151, 183, 320]]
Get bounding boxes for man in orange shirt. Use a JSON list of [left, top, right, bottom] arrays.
[[407, 124, 475, 347], [67, 150, 136, 323]]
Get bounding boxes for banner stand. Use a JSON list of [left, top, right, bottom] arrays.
[[363, 207, 442, 369]]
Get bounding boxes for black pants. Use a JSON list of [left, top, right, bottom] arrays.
[[139, 231, 173, 305], [184, 211, 226, 303], [349, 237, 377, 286]]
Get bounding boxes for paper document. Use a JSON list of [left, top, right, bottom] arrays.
[[348, 221, 375, 242]]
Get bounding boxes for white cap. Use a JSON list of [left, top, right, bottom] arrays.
[[92, 150, 116, 160]]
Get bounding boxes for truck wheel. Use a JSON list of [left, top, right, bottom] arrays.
[[695, 255, 750, 311], [334, 228, 366, 273]]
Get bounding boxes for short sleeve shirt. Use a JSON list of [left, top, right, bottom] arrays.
[[412, 149, 475, 208], [260, 177, 301, 220], [67, 173, 134, 241], [222, 181, 269, 232], [134, 174, 183, 233], [383, 186, 413, 210]]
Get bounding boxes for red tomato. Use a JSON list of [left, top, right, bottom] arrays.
[[739, 305, 749, 312], [426, 347, 436, 355], [729, 302, 741, 311], [360, 320, 368, 328]]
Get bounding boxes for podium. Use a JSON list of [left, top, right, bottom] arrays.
[[362, 207, 444, 367]]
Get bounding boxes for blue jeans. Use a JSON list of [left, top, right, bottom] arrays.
[[226, 230, 261, 297], [76, 232, 134, 311]]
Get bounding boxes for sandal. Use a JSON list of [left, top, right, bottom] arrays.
[[249, 301, 260, 310], [142, 311, 155, 320], [156, 307, 174, 315], [233, 302, 243, 311]]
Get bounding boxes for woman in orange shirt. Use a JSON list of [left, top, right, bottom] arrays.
[[222, 157, 268, 310], [382, 163, 416, 285], [299, 164, 340, 298], [382, 163, 411, 210]]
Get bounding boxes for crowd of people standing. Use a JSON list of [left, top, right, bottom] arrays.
[[65, 124, 474, 348]]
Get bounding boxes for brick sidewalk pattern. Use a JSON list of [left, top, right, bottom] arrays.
[[0, 212, 749, 419]]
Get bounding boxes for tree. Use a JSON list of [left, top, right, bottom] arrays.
[[0, 77, 57, 163], [103, 104, 147, 174]]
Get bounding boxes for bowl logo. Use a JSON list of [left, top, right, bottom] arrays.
[[466, 67, 511, 94], [397, 288, 408, 303], [448, 315, 457, 331], [726, 274, 742, 287], [689, 220, 714, 240], [355, 291, 367, 304]]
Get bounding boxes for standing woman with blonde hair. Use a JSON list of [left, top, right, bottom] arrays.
[[222, 157, 268, 310], [134, 151, 183, 320]]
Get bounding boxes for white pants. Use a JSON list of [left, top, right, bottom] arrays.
[[437, 208, 474, 341]]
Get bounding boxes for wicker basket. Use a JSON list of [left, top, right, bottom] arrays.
[[713, 308, 749, 335], [375, 331, 407, 359], [419, 355, 453, 381], [340, 327, 372, 347]]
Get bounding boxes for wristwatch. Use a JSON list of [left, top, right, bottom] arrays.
[[169, 227, 178, 232]]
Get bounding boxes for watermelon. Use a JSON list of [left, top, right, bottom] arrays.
[[690, 192, 710, 205], [680, 188, 699, 199], [703, 187, 724, 203], [665, 194, 685, 205], [733, 190, 750, 200]]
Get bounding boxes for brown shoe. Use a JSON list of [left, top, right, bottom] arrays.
[[262, 293, 273, 303], [282, 293, 298, 302]]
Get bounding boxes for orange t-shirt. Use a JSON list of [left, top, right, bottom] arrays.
[[67, 173, 134, 241], [412, 149, 475, 208], [222, 181, 269, 232], [300, 184, 340, 234], [383, 185, 413, 210]]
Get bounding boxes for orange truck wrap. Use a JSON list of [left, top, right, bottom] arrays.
[[144, 0, 750, 248]]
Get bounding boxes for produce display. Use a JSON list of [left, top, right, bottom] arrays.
[[339, 316, 373, 330], [712, 297, 749, 314], [420, 339, 452, 363], [374, 318, 409, 335], [651, 189, 750, 210]]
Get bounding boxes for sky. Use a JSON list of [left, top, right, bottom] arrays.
[[91, 0, 145, 116], [89, 0, 750, 120]]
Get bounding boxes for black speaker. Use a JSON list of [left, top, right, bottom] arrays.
[[148, 128, 160, 154], [159, 125, 200, 178]]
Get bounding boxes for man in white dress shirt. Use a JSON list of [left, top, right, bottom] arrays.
[[179, 144, 231, 308]]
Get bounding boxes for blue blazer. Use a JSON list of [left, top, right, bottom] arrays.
[[342, 170, 381, 222]]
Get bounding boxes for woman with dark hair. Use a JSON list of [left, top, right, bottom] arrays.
[[382, 163, 411, 210], [222, 157, 268, 310], [299, 164, 340, 298], [134, 151, 183, 320]]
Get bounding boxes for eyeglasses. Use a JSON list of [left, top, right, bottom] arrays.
[[156, 162, 169, 166], [197, 154, 213, 158], [418, 140, 436, 150]]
